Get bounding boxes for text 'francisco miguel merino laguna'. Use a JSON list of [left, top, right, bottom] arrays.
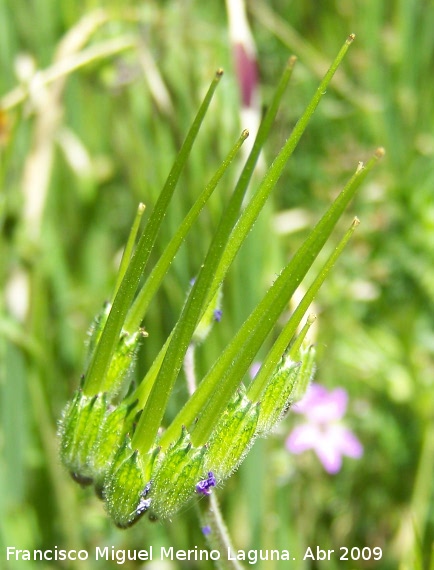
[[6, 546, 293, 565]]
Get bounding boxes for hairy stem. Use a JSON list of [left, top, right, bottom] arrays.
[[197, 493, 245, 570]]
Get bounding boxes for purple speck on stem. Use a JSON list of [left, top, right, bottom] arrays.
[[196, 471, 216, 495], [213, 309, 223, 322], [202, 525, 212, 536]]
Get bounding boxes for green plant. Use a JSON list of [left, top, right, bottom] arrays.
[[57, 34, 383, 559]]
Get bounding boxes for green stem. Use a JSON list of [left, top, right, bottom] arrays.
[[185, 333, 242, 570], [397, 416, 434, 569], [197, 493, 245, 570]]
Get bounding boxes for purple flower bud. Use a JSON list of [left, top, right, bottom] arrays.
[[196, 471, 216, 495], [234, 43, 259, 109], [202, 525, 212, 535]]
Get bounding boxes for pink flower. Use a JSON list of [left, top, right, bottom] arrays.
[[286, 383, 363, 474]]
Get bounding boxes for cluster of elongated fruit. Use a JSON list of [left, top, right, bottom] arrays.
[[59, 35, 381, 529], [59, 303, 315, 528]]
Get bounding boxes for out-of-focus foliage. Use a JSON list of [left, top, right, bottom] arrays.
[[1, 1, 433, 569]]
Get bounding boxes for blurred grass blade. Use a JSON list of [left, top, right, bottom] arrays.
[[1, 341, 27, 507], [83, 70, 223, 395], [1, 34, 136, 111], [249, 1, 380, 111]]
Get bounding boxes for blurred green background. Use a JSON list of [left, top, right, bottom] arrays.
[[1, 1, 433, 569]]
